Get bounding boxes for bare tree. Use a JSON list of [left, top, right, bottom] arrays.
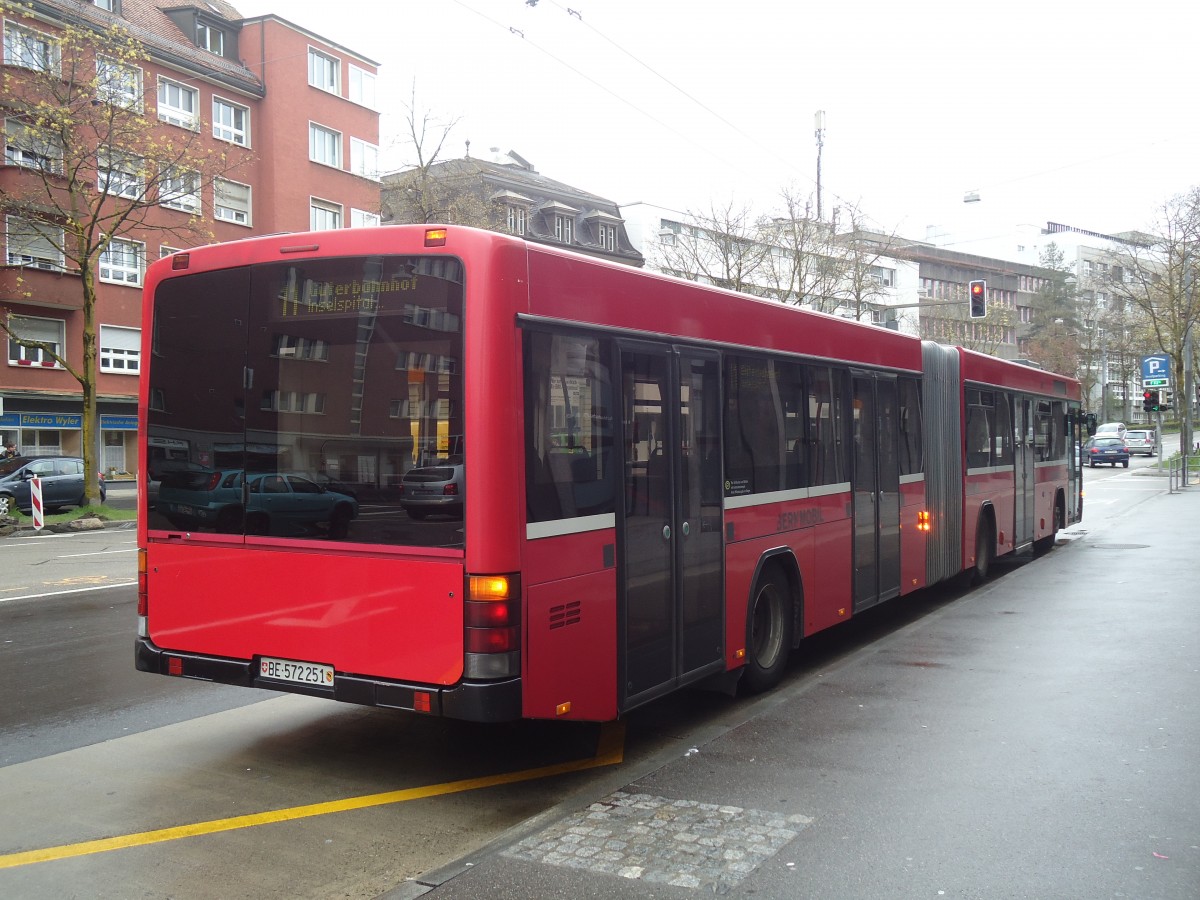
[[824, 204, 903, 323], [654, 198, 773, 295], [757, 186, 841, 308], [1024, 243, 1086, 384], [380, 83, 501, 229], [1105, 188, 1200, 449], [1, 3, 251, 504]]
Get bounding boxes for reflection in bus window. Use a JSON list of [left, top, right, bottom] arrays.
[[524, 331, 615, 523], [966, 390, 993, 469], [897, 377, 923, 476], [808, 366, 846, 487]]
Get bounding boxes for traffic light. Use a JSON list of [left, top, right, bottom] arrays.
[[1143, 390, 1158, 412], [968, 280, 987, 318]]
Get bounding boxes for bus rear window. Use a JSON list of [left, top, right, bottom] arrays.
[[145, 255, 466, 548]]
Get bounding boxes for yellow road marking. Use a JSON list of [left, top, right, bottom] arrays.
[[0, 721, 625, 869]]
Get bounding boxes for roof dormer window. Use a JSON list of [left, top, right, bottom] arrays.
[[161, 7, 235, 59], [196, 22, 224, 55]]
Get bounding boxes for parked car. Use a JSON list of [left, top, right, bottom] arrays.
[[156, 468, 246, 532], [156, 470, 358, 538], [1082, 436, 1130, 468], [400, 458, 464, 520], [1095, 421, 1127, 440], [0, 455, 107, 515], [1124, 429, 1158, 456], [245, 473, 359, 538]]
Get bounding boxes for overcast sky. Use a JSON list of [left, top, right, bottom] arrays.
[[234, 0, 1199, 243]]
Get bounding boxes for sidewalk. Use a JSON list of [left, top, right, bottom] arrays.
[[388, 486, 1200, 899]]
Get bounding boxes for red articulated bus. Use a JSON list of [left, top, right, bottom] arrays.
[[136, 225, 1083, 722]]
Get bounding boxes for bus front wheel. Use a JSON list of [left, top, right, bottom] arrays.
[[741, 565, 793, 694]]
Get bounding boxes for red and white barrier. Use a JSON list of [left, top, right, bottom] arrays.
[[31, 475, 44, 531]]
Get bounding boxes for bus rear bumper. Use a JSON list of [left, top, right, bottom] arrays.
[[135, 637, 522, 722]]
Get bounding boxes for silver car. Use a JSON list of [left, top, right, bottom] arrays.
[[399, 457, 464, 520], [1124, 430, 1158, 456]]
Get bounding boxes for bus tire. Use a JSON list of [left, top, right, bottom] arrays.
[[741, 564, 792, 694], [970, 517, 994, 585]]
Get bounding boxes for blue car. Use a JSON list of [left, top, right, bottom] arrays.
[[0, 455, 107, 515], [1082, 436, 1130, 468]]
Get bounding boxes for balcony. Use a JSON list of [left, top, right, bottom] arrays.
[[0, 264, 83, 312]]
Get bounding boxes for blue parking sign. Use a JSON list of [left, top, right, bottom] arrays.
[[1141, 354, 1170, 385]]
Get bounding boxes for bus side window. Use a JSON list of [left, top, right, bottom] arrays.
[[524, 331, 615, 524]]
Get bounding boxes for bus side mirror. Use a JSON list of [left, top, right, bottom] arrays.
[[1085, 413, 1097, 436]]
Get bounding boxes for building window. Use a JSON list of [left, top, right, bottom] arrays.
[[96, 56, 142, 109], [214, 178, 252, 226], [195, 22, 223, 55], [309, 123, 341, 168], [261, 391, 325, 414], [309, 198, 342, 231], [157, 77, 198, 129], [349, 65, 376, 107], [350, 138, 379, 179], [160, 245, 181, 259], [272, 334, 329, 360], [598, 222, 616, 251], [554, 214, 573, 244], [159, 167, 200, 213], [97, 150, 144, 200], [868, 265, 895, 287], [307, 48, 340, 93], [5, 216, 64, 271], [507, 205, 526, 235], [351, 208, 380, 228], [212, 96, 249, 146], [4, 118, 63, 173], [3, 22, 58, 73], [7, 314, 64, 367], [100, 325, 140, 373], [94, 0, 116, 9], [98, 236, 145, 286]]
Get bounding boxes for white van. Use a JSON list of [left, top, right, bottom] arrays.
[[1095, 422, 1127, 440]]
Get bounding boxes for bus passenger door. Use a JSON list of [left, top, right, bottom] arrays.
[[851, 373, 901, 612], [618, 344, 724, 710], [1013, 397, 1035, 548]]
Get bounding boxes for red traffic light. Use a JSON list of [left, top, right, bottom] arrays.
[[968, 280, 987, 318]]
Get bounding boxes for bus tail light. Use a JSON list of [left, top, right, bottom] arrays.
[[424, 228, 448, 247], [464, 573, 520, 679], [917, 510, 931, 533]]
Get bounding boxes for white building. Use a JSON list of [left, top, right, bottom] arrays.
[[622, 202, 923, 338]]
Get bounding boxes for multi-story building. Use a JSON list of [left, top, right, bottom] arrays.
[[380, 150, 645, 268], [1, 0, 379, 473]]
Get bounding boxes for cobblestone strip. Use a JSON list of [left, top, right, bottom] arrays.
[[503, 791, 813, 890]]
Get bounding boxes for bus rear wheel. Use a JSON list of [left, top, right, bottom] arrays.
[[741, 565, 792, 694], [970, 519, 994, 585]]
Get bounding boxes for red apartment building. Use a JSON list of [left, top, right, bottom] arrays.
[[1, 0, 379, 474]]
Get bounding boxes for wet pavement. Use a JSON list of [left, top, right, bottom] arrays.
[[388, 485, 1200, 899]]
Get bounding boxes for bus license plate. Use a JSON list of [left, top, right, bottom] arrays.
[[259, 656, 334, 687]]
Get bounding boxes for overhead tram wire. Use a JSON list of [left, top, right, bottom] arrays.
[[529, 1, 889, 226], [449, 0, 751, 178]]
